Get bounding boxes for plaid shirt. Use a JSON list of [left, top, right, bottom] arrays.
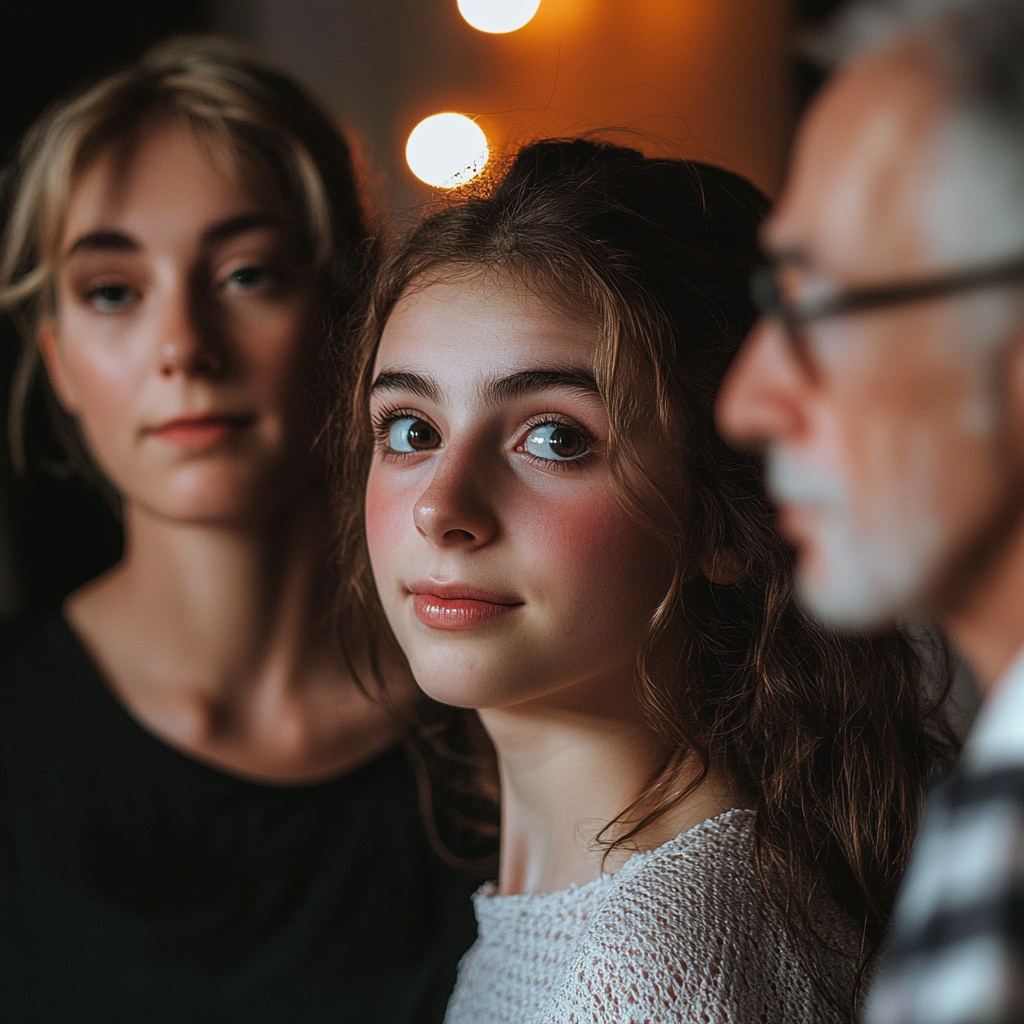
[[864, 647, 1024, 1024]]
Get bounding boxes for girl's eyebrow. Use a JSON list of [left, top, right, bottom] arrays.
[[371, 370, 441, 403], [371, 367, 599, 406], [485, 368, 599, 403]]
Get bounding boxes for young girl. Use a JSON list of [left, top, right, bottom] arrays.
[[0, 38, 474, 1022], [337, 140, 955, 1022]]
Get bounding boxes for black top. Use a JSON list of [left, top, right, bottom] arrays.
[[0, 615, 476, 1023]]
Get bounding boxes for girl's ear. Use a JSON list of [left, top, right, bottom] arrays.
[[699, 548, 746, 586], [38, 321, 82, 413]]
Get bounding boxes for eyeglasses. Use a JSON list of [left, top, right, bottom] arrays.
[[751, 252, 1024, 372]]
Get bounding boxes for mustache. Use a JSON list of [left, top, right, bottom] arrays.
[[764, 450, 847, 509]]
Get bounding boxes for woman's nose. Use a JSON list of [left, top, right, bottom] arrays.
[[413, 446, 499, 549], [157, 287, 225, 379]]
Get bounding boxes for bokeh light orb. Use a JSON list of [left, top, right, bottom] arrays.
[[457, 0, 541, 34], [405, 113, 489, 189]]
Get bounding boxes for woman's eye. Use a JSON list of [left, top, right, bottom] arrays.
[[86, 283, 138, 312], [523, 423, 588, 461], [387, 416, 441, 453], [225, 265, 273, 290]]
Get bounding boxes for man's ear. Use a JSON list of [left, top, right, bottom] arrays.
[[38, 320, 81, 413], [699, 549, 746, 586]]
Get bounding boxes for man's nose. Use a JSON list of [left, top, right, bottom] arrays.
[[412, 442, 500, 550], [717, 317, 808, 450]]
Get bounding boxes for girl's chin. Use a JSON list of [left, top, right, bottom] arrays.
[[412, 676, 493, 710], [407, 663, 552, 713], [407, 668, 514, 711]]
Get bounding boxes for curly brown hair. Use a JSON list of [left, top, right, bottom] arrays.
[[332, 138, 958, 1006]]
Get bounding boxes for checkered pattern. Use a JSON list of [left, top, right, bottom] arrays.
[[864, 650, 1024, 1024]]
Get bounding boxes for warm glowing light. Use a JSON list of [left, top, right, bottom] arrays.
[[405, 113, 489, 189], [457, 0, 541, 34]]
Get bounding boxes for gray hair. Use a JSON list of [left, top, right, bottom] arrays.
[[813, 2, 1024, 258], [808, 2, 1024, 355], [807, 0, 1024, 125]]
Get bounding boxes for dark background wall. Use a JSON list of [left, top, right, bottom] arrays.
[[0, 0, 848, 624]]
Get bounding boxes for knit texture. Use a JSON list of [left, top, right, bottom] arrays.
[[444, 809, 858, 1024]]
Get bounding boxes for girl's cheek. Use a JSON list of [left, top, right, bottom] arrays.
[[365, 467, 411, 567], [514, 484, 663, 597]]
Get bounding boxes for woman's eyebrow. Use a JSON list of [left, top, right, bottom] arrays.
[[202, 212, 289, 245], [65, 230, 139, 258], [371, 370, 441, 403], [486, 368, 600, 403], [63, 214, 287, 260]]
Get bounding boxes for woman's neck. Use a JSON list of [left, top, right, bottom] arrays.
[[480, 678, 741, 896], [118, 490, 331, 685], [67, 486, 405, 782]]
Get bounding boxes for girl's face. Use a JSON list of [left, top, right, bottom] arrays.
[[365, 272, 672, 712], [41, 118, 321, 525]]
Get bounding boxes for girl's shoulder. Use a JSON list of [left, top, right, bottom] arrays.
[[543, 808, 858, 1024]]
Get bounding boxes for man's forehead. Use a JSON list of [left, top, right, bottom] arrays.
[[767, 45, 948, 279]]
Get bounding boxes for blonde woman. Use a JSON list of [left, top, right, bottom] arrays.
[[0, 38, 474, 1022]]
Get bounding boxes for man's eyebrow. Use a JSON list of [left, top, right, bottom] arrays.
[[64, 230, 139, 258], [486, 368, 600, 403], [370, 370, 441, 403]]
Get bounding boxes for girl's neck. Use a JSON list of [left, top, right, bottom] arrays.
[[480, 683, 742, 896], [66, 485, 405, 783]]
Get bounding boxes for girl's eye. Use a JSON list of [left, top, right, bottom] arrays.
[[388, 416, 441, 453], [523, 423, 588, 461], [86, 283, 138, 312]]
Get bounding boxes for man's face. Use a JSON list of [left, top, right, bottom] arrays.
[[717, 45, 1024, 632]]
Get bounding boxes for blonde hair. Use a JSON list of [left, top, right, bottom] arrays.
[[1, 34, 377, 476]]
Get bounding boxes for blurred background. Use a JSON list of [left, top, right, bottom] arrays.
[[0, 0, 847, 624]]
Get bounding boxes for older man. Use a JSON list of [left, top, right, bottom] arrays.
[[717, 3, 1024, 1022]]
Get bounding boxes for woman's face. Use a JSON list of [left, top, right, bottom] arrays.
[[42, 118, 321, 524], [365, 272, 672, 712]]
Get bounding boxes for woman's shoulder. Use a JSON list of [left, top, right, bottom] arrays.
[[543, 809, 857, 1024], [0, 611, 85, 694]]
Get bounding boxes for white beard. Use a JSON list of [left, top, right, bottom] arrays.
[[765, 448, 947, 631]]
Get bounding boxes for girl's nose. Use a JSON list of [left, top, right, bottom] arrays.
[[413, 445, 500, 549]]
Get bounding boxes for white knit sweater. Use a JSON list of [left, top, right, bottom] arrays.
[[443, 809, 858, 1024]]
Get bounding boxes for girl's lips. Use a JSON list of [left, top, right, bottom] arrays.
[[149, 414, 253, 450], [409, 587, 523, 631]]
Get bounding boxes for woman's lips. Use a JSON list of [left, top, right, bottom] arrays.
[[148, 414, 254, 450], [408, 583, 523, 631]]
